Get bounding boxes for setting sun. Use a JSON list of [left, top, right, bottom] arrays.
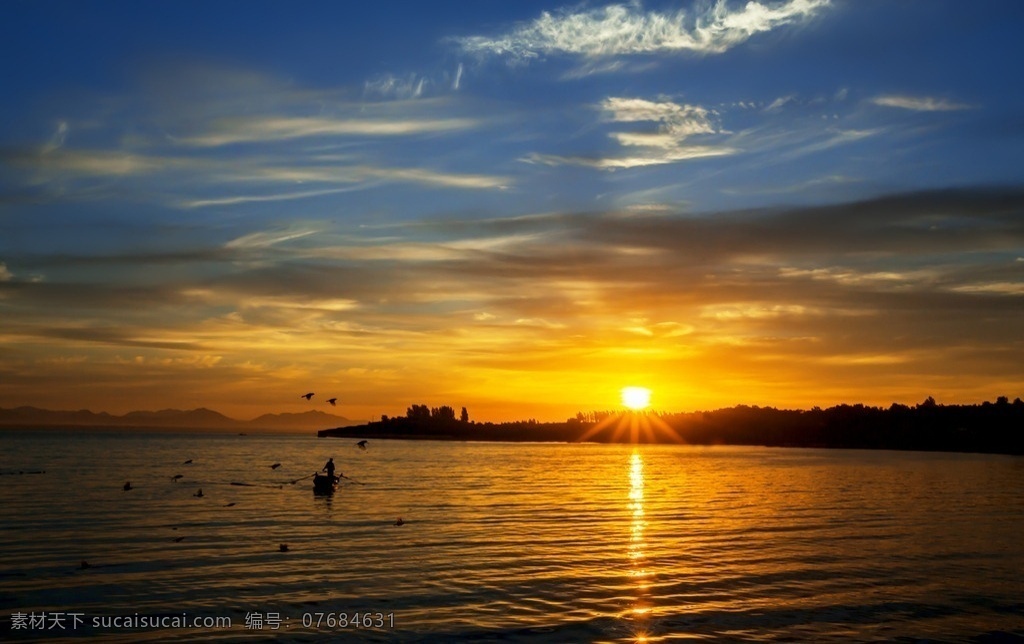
[[621, 387, 652, 410]]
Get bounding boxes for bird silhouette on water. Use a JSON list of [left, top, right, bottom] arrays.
[[327, 398, 337, 406], [357, 440, 367, 450], [172, 474, 183, 482], [183, 459, 193, 465], [123, 481, 133, 491], [301, 393, 314, 400], [194, 488, 204, 498], [270, 463, 281, 469]]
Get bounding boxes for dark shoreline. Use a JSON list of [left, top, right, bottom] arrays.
[[319, 400, 1024, 456]]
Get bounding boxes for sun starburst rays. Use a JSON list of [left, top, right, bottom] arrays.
[[577, 409, 683, 444]]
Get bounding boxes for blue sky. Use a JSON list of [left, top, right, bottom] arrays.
[[2, 1, 1023, 421]]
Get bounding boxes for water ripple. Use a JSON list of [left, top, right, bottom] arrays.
[[2, 433, 1023, 642]]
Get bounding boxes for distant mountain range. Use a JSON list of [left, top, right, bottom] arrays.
[[0, 406, 357, 431]]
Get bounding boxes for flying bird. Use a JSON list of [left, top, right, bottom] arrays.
[[301, 393, 314, 400], [327, 398, 337, 406], [356, 440, 367, 450]]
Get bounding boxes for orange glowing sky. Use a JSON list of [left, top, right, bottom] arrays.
[[1, 2, 1023, 423]]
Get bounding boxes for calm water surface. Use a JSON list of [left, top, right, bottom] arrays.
[[1, 429, 1022, 642]]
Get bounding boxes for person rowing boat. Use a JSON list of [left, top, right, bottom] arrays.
[[322, 457, 339, 484], [314, 458, 339, 495]]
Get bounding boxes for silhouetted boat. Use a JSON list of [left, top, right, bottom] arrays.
[[313, 474, 338, 495]]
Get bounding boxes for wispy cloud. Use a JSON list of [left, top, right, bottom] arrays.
[[359, 166, 509, 190], [217, 161, 509, 191], [259, 164, 510, 190], [605, 97, 719, 141], [242, 296, 361, 312], [525, 96, 735, 169], [764, 95, 797, 112], [224, 165, 508, 191], [774, 127, 883, 160], [7, 149, 186, 178], [562, 59, 663, 79], [779, 266, 937, 290], [9, 146, 509, 207], [950, 282, 1024, 296], [364, 74, 430, 100], [870, 95, 974, 112], [524, 146, 733, 170], [224, 228, 319, 250], [364, 65, 469, 99], [454, 0, 831, 63], [180, 114, 481, 147], [42, 121, 69, 153], [724, 174, 861, 196], [181, 186, 376, 209]]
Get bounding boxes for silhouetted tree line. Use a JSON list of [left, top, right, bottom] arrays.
[[575, 411, 618, 423], [404, 404, 457, 421], [318, 397, 1024, 455]]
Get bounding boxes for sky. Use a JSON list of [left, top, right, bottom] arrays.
[[1, 0, 1023, 423]]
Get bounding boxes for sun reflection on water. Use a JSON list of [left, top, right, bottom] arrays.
[[627, 450, 653, 641], [629, 451, 646, 564]]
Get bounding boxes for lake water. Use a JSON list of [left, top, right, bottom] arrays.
[[1, 429, 1022, 642]]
